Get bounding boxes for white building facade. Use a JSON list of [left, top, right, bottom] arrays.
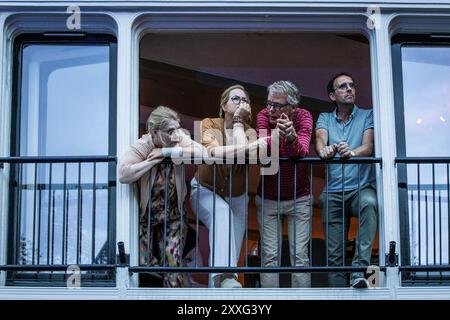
[[0, 0, 449, 299]]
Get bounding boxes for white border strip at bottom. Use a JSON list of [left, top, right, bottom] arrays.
[[1, 287, 450, 300]]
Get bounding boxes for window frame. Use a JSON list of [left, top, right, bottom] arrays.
[[392, 33, 450, 284], [7, 33, 118, 287]]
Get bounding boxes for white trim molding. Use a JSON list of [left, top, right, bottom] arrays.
[[1, 286, 450, 300], [370, 12, 401, 293]]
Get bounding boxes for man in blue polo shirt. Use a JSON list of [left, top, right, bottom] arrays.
[[315, 73, 378, 288]]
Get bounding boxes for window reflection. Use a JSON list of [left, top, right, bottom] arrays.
[[401, 46, 450, 270], [16, 44, 111, 268], [402, 47, 450, 157]]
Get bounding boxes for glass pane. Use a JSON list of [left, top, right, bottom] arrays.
[[20, 44, 110, 156], [401, 46, 450, 268], [15, 44, 111, 268], [402, 46, 450, 157]]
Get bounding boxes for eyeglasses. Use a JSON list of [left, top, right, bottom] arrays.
[[265, 101, 290, 110], [334, 82, 356, 91], [230, 95, 249, 104]]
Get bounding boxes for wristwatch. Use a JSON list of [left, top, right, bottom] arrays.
[[350, 150, 356, 157]]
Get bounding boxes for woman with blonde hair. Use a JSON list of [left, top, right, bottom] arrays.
[[119, 105, 206, 287], [190, 84, 258, 288]]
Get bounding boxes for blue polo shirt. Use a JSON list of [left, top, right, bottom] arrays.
[[316, 106, 375, 192]]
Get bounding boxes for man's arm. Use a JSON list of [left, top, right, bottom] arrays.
[[285, 109, 313, 157], [340, 128, 374, 158], [315, 128, 327, 154], [315, 128, 338, 159]]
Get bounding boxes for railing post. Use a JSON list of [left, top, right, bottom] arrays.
[[117, 242, 130, 298], [371, 12, 402, 292]]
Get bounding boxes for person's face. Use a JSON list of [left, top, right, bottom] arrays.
[[266, 91, 292, 125], [222, 88, 249, 116], [329, 75, 356, 106], [152, 119, 181, 148]]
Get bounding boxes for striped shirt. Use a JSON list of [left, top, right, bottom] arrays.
[[256, 107, 313, 200]]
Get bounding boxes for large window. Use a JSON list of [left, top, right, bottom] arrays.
[[393, 35, 450, 285], [139, 32, 375, 288], [8, 34, 117, 286]]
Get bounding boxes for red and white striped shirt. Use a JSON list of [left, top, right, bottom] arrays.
[[256, 107, 313, 200]]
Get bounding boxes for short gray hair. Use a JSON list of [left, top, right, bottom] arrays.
[[267, 81, 301, 106]]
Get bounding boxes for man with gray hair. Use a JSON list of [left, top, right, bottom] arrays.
[[255, 81, 313, 288]]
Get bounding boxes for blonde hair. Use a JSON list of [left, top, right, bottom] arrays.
[[146, 106, 181, 133], [219, 84, 251, 118]]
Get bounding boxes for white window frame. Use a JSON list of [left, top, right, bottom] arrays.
[[0, 11, 119, 296], [129, 9, 389, 298]]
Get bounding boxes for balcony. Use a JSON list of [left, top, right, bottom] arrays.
[[0, 2, 450, 301], [3, 155, 446, 291]]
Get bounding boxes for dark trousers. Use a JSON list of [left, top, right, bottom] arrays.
[[320, 186, 378, 287]]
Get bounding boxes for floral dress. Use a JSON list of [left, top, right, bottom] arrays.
[[139, 164, 186, 287]]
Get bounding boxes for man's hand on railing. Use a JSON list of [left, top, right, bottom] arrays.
[[337, 142, 356, 159], [318, 144, 338, 159]]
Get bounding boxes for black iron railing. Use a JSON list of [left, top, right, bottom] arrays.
[[10, 156, 450, 287], [0, 156, 117, 286], [129, 156, 383, 288], [396, 157, 450, 285]]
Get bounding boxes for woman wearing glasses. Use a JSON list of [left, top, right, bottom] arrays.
[[189, 84, 257, 288], [118, 106, 207, 288]]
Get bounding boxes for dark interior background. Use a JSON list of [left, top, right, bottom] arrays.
[[138, 33, 376, 287]]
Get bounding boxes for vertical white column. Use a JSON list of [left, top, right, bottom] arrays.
[[370, 13, 401, 295], [0, 13, 10, 287], [115, 12, 139, 291]]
